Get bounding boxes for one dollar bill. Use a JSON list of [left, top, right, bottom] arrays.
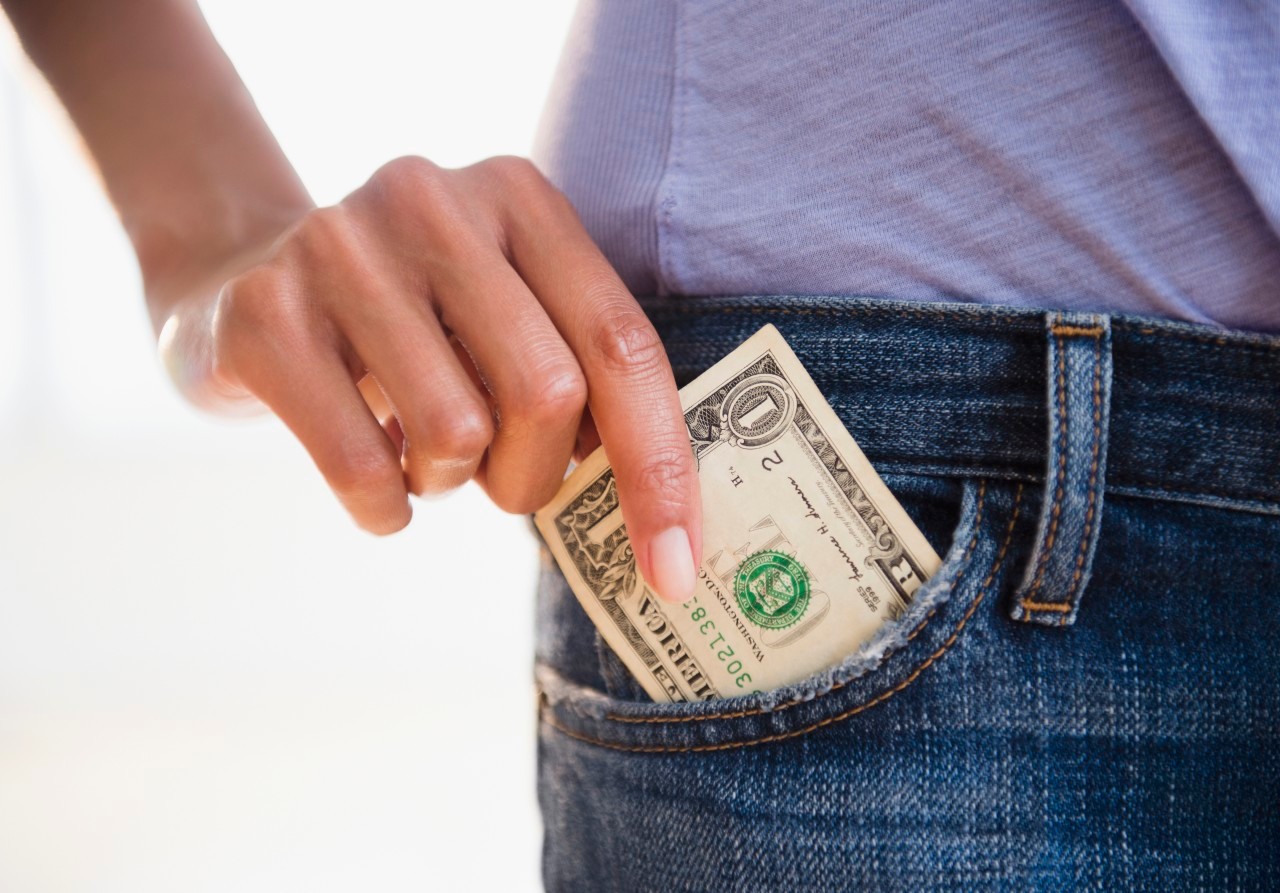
[[534, 323, 942, 702]]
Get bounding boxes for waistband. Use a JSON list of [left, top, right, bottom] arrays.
[[637, 294, 1280, 516]]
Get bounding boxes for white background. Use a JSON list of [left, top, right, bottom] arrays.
[[0, 2, 578, 889]]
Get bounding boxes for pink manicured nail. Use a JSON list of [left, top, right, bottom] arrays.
[[649, 526, 696, 603]]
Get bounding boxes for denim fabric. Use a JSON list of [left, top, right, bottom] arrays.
[[533, 295, 1280, 892]]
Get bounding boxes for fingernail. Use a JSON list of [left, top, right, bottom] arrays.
[[649, 526, 696, 603]]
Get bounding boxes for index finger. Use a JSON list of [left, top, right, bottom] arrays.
[[504, 184, 702, 604]]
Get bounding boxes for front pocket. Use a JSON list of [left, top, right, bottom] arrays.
[[536, 478, 1027, 753]]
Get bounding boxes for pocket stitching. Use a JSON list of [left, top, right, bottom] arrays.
[[541, 483, 1024, 752], [608, 480, 990, 724]]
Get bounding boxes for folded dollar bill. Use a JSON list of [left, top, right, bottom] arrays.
[[534, 324, 942, 702]]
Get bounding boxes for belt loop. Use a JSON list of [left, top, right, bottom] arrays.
[[1010, 311, 1113, 627]]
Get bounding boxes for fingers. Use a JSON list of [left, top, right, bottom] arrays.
[[574, 408, 601, 463], [501, 179, 702, 603], [344, 155, 589, 516], [281, 203, 498, 502], [212, 271, 412, 535], [430, 261, 587, 514], [336, 288, 495, 499], [202, 152, 698, 576]]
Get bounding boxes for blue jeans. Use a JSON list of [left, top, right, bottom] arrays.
[[533, 295, 1280, 892]]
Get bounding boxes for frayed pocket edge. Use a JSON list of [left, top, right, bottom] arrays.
[[539, 478, 989, 725]]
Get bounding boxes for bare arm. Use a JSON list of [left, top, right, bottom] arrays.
[[1, 0, 702, 603], [3, 0, 311, 326]]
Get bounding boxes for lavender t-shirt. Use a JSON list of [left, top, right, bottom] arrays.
[[531, 0, 1280, 333]]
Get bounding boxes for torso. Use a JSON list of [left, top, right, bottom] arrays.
[[531, 0, 1280, 333]]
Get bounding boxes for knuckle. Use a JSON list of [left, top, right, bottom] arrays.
[[522, 365, 588, 425], [633, 448, 697, 510], [590, 308, 667, 374], [475, 155, 566, 224], [290, 205, 361, 266], [362, 156, 481, 260], [326, 444, 403, 500], [423, 407, 494, 462], [485, 462, 567, 515], [368, 154, 443, 195], [218, 268, 279, 326], [480, 154, 546, 192], [213, 268, 294, 366], [365, 155, 454, 214]]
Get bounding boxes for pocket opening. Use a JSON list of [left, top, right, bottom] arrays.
[[537, 479, 1026, 752]]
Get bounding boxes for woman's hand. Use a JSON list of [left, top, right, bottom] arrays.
[[0, 6, 702, 597], [158, 155, 702, 603]]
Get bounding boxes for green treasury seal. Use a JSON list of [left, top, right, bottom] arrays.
[[734, 549, 811, 630]]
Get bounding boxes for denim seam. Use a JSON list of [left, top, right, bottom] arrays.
[[542, 479, 985, 725], [642, 300, 1280, 352], [645, 299, 1280, 350], [645, 301, 1044, 332], [874, 463, 1278, 512], [1104, 484, 1280, 518], [539, 485, 1025, 752], [872, 462, 1037, 483], [1122, 324, 1280, 352], [1115, 479, 1279, 510], [601, 592, 949, 725], [601, 482, 987, 725]]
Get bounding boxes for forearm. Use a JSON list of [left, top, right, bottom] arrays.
[[2, 0, 312, 332]]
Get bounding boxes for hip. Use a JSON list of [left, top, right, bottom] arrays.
[[534, 294, 1280, 893]]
